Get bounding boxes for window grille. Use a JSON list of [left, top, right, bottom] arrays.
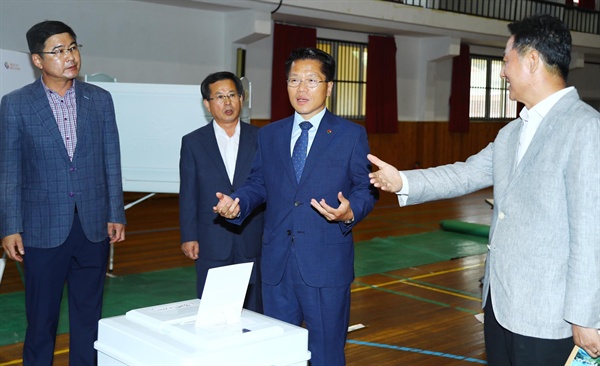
[[470, 55, 517, 120], [317, 39, 368, 120]]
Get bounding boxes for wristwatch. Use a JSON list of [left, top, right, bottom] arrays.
[[343, 217, 354, 225]]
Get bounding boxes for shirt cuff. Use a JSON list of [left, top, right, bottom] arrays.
[[396, 171, 409, 207]]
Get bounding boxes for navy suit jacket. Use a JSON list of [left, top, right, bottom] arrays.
[[231, 110, 377, 287], [179, 121, 264, 260], [0, 78, 126, 248]]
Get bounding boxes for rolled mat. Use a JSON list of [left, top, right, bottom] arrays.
[[439, 220, 490, 238]]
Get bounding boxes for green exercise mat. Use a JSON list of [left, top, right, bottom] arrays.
[[439, 220, 490, 238]]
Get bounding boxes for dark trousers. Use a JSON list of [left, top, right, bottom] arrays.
[[484, 292, 574, 366], [262, 248, 350, 366], [23, 213, 109, 366], [195, 242, 262, 313]]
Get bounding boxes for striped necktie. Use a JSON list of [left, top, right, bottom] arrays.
[[291, 121, 313, 183]]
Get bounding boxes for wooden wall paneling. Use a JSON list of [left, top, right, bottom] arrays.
[[253, 119, 504, 171]]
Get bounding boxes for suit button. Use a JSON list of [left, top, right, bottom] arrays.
[[294, 201, 300, 207], [69, 167, 75, 172], [498, 212, 505, 219], [230, 189, 235, 193], [68, 192, 75, 197], [287, 230, 291, 235]]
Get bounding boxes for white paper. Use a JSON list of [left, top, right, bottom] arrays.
[[195, 262, 253, 327], [475, 313, 485, 323], [0, 256, 5, 285], [348, 323, 366, 332]]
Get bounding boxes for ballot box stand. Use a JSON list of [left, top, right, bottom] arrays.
[[95, 299, 310, 366]]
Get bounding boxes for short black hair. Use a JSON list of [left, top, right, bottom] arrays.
[[508, 14, 571, 80], [200, 71, 243, 100], [285, 48, 335, 82], [26, 20, 77, 54]]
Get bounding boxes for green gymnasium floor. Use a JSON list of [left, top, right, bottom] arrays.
[[0, 229, 488, 347]]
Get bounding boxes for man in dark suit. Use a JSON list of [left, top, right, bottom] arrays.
[[214, 48, 377, 366], [179, 71, 264, 312], [0, 21, 126, 365]]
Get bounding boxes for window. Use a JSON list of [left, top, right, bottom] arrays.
[[470, 55, 517, 120], [317, 39, 367, 120]]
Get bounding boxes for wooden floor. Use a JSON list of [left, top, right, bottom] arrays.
[[0, 187, 493, 365]]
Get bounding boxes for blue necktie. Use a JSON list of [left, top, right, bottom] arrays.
[[292, 121, 313, 183]]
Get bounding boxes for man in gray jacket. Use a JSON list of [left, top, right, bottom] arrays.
[[368, 14, 600, 365]]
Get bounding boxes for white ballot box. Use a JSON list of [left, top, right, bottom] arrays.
[[95, 299, 310, 366]]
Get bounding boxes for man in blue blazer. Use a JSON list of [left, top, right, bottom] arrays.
[[0, 21, 126, 365], [179, 71, 264, 312], [214, 48, 378, 366], [369, 15, 600, 365]]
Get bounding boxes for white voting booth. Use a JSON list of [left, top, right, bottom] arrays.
[[95, 263, 310, 365]]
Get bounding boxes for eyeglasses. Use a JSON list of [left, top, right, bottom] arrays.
[[207, 93, 240, 103], [37, 44, 82, 58], [287, 78, 327, 88]]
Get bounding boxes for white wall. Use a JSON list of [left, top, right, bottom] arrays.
[[395, 37, 421, 121], [0, 0, 447, 121], [244, 32, 273, 119], [0, 0, 225, 85], [2, 0, 599, 121], [569, 62, 600, 111]]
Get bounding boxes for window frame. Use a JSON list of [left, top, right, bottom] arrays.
[[469, 54, 517, 121], [317, 38, 368, 120]]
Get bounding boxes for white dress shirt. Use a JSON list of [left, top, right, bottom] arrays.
[[290, 108, 327, 157], [213, 120, 241, 184], [516, 86, 573, 165]]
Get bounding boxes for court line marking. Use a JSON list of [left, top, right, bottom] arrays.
[[353, 280, 480, 315], [0, 348, 68, 366], [346, 265, 486, 364], [352, 263, 483, 294], [380, 272, 482, 301], [346, 339, 487, 364], [352, 263, 484, 314], [396, 280, 481, 302]]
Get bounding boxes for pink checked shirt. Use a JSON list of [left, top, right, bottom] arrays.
[[42, 78, 78, 161]]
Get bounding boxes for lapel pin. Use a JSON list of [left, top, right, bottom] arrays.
[[327, 129, 332, 134]]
